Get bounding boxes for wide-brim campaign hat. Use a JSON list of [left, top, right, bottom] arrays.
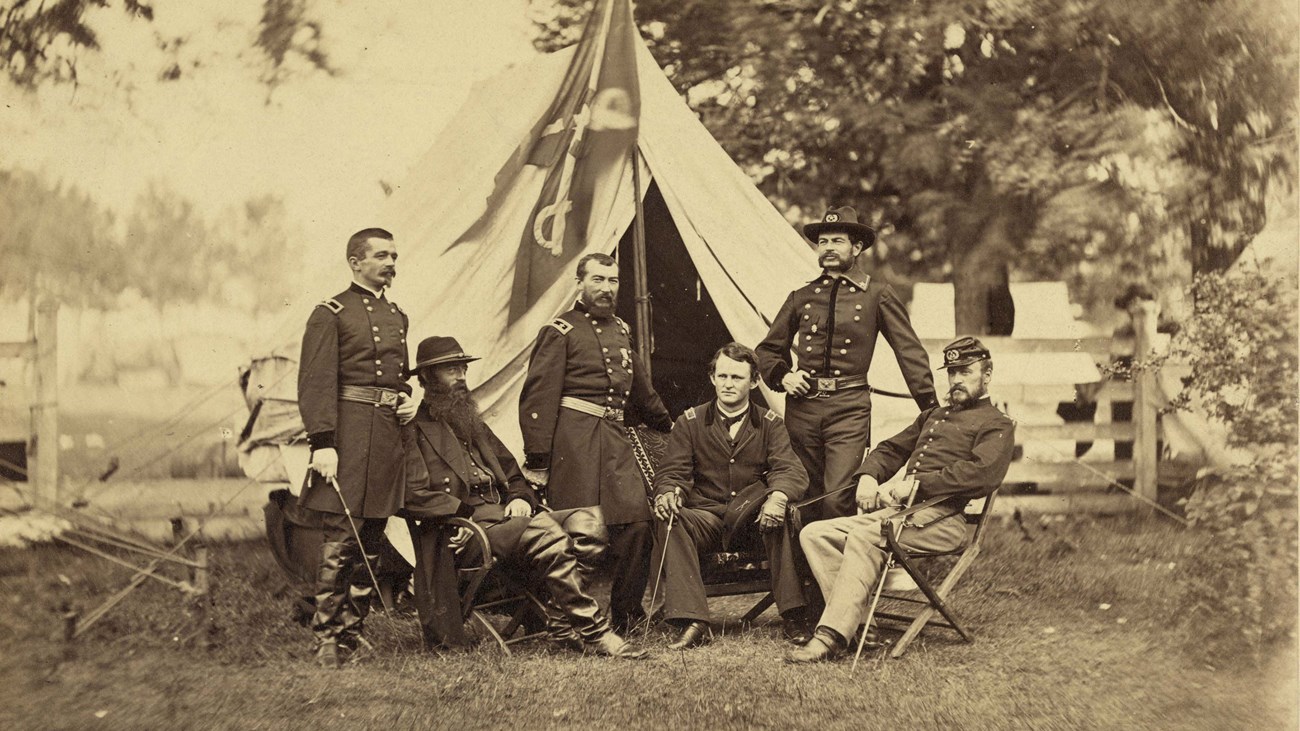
[[941, 336, 991, 368], [803, 206, 876, 248], [413, 336, 480, 371]]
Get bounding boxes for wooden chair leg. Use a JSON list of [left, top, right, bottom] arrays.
[[742, 593, 775, 625], [888, 547, 981, 658]]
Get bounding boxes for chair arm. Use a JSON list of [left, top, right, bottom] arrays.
[[439, 516, 494, 572]]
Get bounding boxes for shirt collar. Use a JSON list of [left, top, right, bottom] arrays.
[[351, 281, 385, 299], [809, 270, 870, 289], [708, 400, 751, 426]]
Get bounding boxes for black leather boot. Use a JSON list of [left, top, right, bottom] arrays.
[[310, 541, 351, 655], [519, 517, 610, 645]]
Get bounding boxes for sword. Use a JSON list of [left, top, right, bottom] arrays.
[[327, 476, 385, 611], [850, 475, 919, 674], [644, 509, 675, 641]]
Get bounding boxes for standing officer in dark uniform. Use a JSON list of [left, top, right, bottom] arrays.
[[298, 227, 418, 667], [520, 252, 673, 634], [756, 207, 937, 523]]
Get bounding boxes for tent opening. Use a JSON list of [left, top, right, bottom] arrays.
[[616, 181, 739, 418]]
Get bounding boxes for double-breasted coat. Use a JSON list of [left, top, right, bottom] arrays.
[[519, 301, 672, 525], [297, 282, 410, 518]]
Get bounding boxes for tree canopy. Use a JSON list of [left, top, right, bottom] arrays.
[[532, 0, 1298, 331]]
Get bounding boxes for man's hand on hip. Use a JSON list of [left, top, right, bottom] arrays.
[[311, 447, 339, 481], [781, 370, 812, 397], [396, 393, 418, 425]]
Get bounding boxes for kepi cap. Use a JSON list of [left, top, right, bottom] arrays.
[[941, 336, 991, 368]]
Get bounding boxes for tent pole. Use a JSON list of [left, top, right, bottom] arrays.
[[631, 147, 653, 381]]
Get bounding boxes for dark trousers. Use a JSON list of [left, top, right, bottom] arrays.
[[783, 388, 872, 522], [651, 507, 806, 623], [606, 520, 652, 631], [310, 513, 388, 646]]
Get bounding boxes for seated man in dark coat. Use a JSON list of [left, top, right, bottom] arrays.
[[650, 342, 811, 650], [400, 335, 646, 659]]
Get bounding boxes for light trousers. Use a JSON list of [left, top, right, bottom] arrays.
[[798, 505, 966, 641]]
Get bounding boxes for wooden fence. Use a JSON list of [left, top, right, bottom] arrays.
[[924, 301, 1164, 516]]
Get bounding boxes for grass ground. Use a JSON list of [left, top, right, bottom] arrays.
[[0, 514, 1295, 731]]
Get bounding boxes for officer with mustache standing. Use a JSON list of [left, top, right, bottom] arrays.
[[756, 208, 937, 525], [520, 253, 673, 634], [298, 227, 418, 667]]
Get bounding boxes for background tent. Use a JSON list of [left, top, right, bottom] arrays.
[[240, 0, 935, 479]]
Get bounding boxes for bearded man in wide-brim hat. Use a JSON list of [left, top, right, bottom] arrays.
[[400, 335, 648, 659]]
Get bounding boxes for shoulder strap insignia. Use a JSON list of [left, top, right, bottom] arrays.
[[615, 316, 631, 334], [547, 319, 573, 335], [317, 298, 344, 315], [393, 301, 406, 317], [684, 407, 698, 421], [763, 409, 777, 422]]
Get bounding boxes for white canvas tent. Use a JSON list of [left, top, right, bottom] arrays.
[[240, 0, 936, 487]]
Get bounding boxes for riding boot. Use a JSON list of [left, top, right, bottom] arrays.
[[310, 541, 351, 649], [556, 507, 607, 589], [520, 515, 609, 644], [338, 541, 381, 653]]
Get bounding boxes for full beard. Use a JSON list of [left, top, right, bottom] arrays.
[[945, 385, 985, 410], [424, 381, 486, 443], [581, 291, 617, 318]]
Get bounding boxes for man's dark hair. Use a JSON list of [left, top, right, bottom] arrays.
[[708, 341, 759, 380], [576, 252, 617, 280], [346, 227, 394, 262]]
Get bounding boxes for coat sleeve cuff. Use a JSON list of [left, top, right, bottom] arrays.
[[523, 453, 551, 470], [767, 363, 791, 391], [308, 431, 336, 450], [916, 393, 939, 410]]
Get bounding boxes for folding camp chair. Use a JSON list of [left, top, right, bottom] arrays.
[[424, 517, 549, 655], [871, 489, 999, 658]]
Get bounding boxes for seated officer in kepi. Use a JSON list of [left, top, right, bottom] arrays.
[[650, 342, 812, 649], [787, 337, 1015, 663], [400, 335, 647, 659]]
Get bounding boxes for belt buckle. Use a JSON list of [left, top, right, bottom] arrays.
[[816, 377, 837, 393], [378, 391, 399, 407], [604, 407, 624, 421]]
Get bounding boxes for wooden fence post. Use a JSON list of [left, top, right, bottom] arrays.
[[31, 297, 60, 508], [1128, 299, 1160, 507]]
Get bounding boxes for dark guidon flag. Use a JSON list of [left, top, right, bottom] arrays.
[[454, 0, 641, 323]]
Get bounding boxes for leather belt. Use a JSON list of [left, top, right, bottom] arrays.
[[560, 396, 624, 423], [339, 385, 401, 407], [804, 373, 868, 398]]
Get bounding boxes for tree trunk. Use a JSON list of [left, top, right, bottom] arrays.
[[952, 212, 1015, 336]]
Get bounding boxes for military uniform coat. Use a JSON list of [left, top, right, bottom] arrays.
[[297, 282, 411, 518], [652, 401, 808, 515], [755, 272, 936, 406], [520, 301, 672, 525], [856, 396, 1016, 512], [401, 407, 537, 528]]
